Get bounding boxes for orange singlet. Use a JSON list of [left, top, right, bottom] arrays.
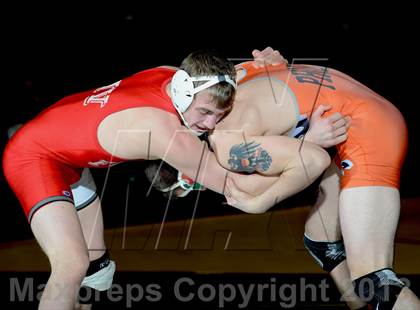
[[237, 62, 408, 189]]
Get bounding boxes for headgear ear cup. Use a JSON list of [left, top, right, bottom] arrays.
[[170, 70, 237, 114], [170, 70, 196, 113]]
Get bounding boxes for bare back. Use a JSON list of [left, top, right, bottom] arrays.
[[215, 75, 299, 136]]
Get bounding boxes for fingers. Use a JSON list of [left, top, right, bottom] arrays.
[[316, 108, 351, 128], [344, 116, 351, 129], [332, 117, 346, 129], [319, 124, 348, 147], [332, 115, 351, 130], [257, 46, 286, 65], [312, 104, 331, 119], [326, 111, 344, 123], [252, 60, 265, 69], [252, 49, 262, 58], [307, 105, 351, 147], [252, 47, 286, 68], [334, 126, 347, 136], [252, 49, 265, 68], [259, 46, 274, 57], [264, 49, 284, 66], [268, 52, 282, 65], [325, 130, 348, 147], [332, 133, 348, 145]]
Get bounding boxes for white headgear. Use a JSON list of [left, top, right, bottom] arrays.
[[170, 70, 236, 136], [170, 70, 237, 113]]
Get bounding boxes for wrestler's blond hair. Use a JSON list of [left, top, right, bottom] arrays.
[[180, 50, 236, 111]]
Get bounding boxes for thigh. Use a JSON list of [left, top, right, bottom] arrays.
[[30, 201, 88, 264], [305, 162, 342, 241], [77, 197, 106, 261], [339, 186, 400, 279], [70, 169, 105, 261], [3, 142, 83, 222]]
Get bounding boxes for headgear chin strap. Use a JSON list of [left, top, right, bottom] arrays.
[[170, 70, 236, 136], [160, 170, 204, 197]]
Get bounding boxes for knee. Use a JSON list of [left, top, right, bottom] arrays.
[[50, 251, 90, 283], [345, 248, 393, 279], [303, 234, 346, 272], [353, 268, 405, 309]]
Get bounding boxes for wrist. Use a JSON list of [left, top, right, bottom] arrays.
[[301, 132, 313, 143]]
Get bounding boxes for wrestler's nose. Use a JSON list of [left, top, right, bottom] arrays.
[[202, 115, 218, 130]]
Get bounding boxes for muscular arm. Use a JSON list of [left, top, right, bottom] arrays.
[[246, 142, 329, 213], [142, 112, 329, 213], [211, 132, 329, 176], [147, 115, 232, 195], [149, 120, 330, 212], [221, 136, 331, 213]]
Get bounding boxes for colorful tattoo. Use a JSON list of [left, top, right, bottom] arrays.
[[228, 141, 272, 173]]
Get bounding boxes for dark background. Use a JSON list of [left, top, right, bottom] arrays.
[[0, 5, 419, 241]]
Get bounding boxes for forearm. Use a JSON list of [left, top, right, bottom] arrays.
[[192, 150, 230, 195], [229, 172, 278, 196], [237, 143, 330, 213], [164, 139, 228, 195], [150, 123, 230, 195]]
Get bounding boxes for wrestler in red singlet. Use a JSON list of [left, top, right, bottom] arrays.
[[237, 62, 408, 189], [3, 68, 178, 221]]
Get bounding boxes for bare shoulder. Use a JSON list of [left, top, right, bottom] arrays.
[[145, 110, 206, 160], [120, 108, 181, 143], [98, 107, 182, 145], [97, 107, 183, 160], [147, 108, 180, 128], [140, 109, 186, 141], [236, 104, 265, 136]]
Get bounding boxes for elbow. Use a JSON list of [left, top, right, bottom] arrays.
[[301, 143, 331, 181], [230, 202, 267, 214], [313, 147, 331, 179], [240, 202, 271, 215], [316, 147, 331, 172], [243, 207, 267, 215]]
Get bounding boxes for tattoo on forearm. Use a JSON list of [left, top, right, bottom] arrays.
[[228, 141, 272, 173]]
